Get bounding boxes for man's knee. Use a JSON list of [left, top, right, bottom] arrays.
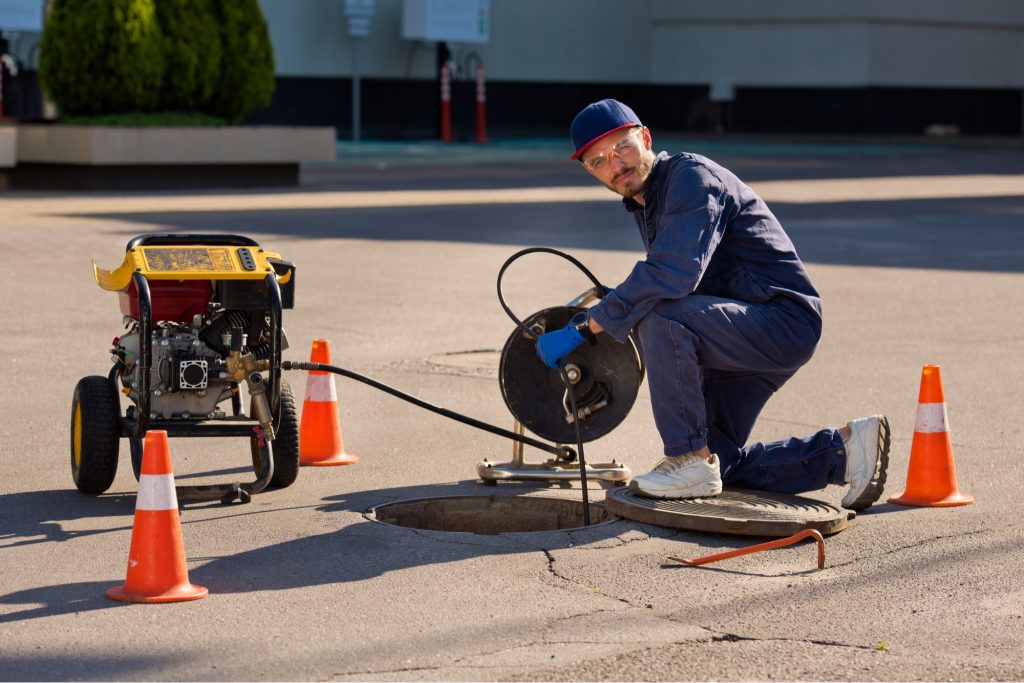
[[635, 309, 698, 359], [637, 297, 714, 336]]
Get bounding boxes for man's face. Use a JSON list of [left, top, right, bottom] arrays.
[[580, 126, 654, 200]]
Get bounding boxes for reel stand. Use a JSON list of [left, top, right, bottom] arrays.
[[477, 418, 630, 486]]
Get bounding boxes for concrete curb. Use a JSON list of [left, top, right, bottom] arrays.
[[0, 126, 14, 168], [16, 124, 336, 164]]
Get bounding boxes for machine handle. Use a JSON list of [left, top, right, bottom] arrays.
[[126, 234, 261, 250]]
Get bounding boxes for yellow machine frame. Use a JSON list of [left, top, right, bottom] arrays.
[[94, 244, 294, 291]]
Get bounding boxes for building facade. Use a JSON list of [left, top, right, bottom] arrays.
[[3, 0, 1023, 138]]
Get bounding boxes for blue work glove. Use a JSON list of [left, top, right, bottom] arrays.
[[535, 324, 586, 369]]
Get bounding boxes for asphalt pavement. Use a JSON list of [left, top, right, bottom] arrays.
[[1, 137, 1023, 681]]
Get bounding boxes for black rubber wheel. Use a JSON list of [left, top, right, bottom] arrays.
[[70, 376, 122, 495], [250, 379, 300, 489]]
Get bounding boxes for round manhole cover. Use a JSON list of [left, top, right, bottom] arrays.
[[368, 495, 616, 535], [605, 487, 852, 537]]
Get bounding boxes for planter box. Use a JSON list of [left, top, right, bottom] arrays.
[[7, 124, 336, 189], [0, 127, 14, 168]]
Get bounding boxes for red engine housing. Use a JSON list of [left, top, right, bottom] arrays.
[[118, 280, 213, 322]]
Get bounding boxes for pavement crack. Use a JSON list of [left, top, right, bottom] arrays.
[[705, 628, 877, 651], [565, 525, 669, 548], [829, 522, 1022, 570], [542, 548, 633, 607], [319, 663, 446, 680], [320, 655, 526, 680], [542, 549, 565, 582]]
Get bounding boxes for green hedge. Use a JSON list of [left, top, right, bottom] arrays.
[[211, 0, 275, 122], [155, 0, 221, 112], [40, 0, 165, 116], [40, 0, 275, 122]]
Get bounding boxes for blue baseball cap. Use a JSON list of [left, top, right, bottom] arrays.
[[570, 99, 642, 160]]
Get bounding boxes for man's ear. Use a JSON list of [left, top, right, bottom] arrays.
[[641, 127, 653, 150]]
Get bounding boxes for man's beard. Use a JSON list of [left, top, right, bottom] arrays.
[[604, 153, 653, 199]]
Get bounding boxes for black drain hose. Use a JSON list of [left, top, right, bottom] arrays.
[[561, 364, 592, 525], [279, 248, 611, 527], [280, 361, 576, 462], [496, 247, 613, 527], [495, 247, 608, 330]]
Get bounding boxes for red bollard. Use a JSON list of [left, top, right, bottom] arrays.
[[440, 63, 452, 143], [475, 64, 488, 144]]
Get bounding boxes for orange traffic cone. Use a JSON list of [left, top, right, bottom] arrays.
[[300, 339, 358, 466], [106, 431, 208, 603], [889, 365, 973, 507]]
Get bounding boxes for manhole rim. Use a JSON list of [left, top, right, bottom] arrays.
[[364, 493, 621, 535]]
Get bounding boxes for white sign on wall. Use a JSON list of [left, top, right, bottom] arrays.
[[402, 0, 489, 44], [343, 0, 375, 38], [0, 0, 44, 31]]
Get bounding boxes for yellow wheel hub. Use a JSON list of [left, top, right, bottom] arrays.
[[72, 404, 83, 467]]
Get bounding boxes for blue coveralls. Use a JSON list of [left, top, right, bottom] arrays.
[[587, 152, 848, 494]]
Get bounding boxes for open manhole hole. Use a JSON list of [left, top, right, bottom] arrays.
[[368, 495, 616, 534]]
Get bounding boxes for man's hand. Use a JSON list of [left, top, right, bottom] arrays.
[[535, 324, 586, 369]]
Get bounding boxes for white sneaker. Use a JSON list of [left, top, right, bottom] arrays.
[[841, 415, 891, 510], [628, 454, 723, 499]]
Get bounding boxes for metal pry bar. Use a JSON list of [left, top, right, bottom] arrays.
[[668, 528, 826, 570]]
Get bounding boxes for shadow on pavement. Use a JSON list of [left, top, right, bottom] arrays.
[[0, 490, 135, 625], [179, 482, 675, 595], [0, 489, 135, 550], [852, 501, 925, 516], [304, 149, 1024, 189], [0, 483, 896, 623], [175, 465, 253, 480], [0, 651, 176, 681], [78, 190, 1024, 274], [0, 581, 123, 625]]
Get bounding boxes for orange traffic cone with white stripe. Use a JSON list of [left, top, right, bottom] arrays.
[[889, 365, 973, 507], [106, 431, 207, 603], [300, 339, 358, 466]]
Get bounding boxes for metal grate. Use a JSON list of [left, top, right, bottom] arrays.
[[605, 487, 853, 537]]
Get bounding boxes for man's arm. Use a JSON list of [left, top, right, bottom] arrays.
[[588, 163, 732, 341]]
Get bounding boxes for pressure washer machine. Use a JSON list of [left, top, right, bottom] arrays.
[[71, 234, 298, 504]]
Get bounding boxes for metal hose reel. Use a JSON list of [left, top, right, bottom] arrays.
[[478, 249, 645, 486], [499, 304, 643, 445]]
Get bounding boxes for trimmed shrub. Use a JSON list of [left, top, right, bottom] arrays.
[[210, 0, 275, 122], [40, 0, 274, 122], [155, 0, 222, 112], [40, 0, 165, 116]]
